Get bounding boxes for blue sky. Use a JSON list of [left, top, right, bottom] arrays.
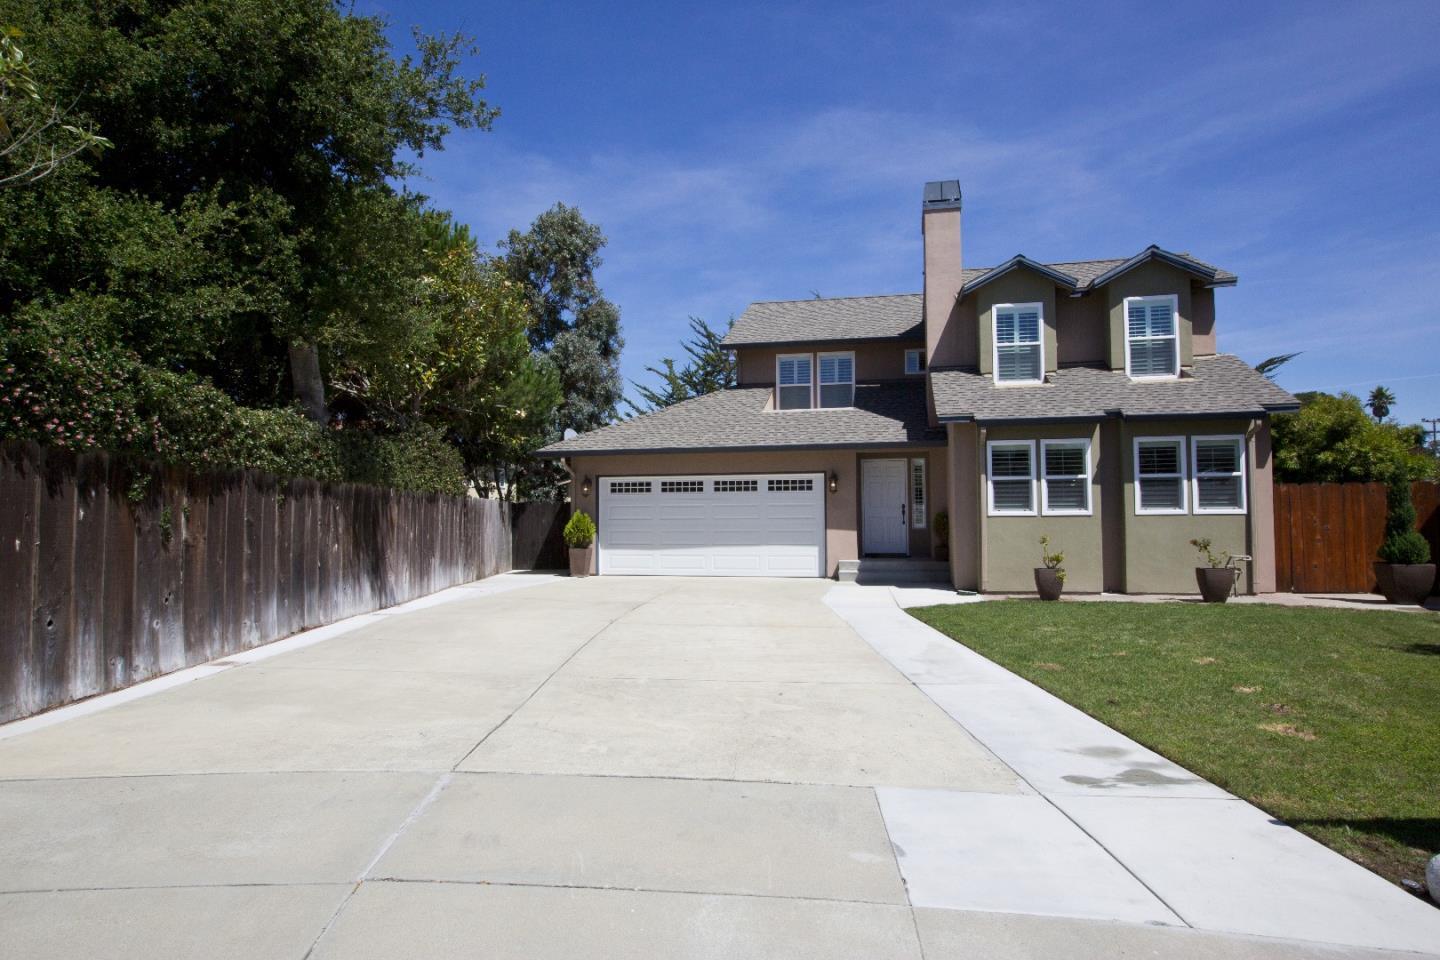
[[365, 0, 1440, 428]]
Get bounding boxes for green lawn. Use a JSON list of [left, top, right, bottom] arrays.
[[908, 601, 1440, 892]]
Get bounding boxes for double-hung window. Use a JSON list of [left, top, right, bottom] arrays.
[[817, 352, 855, 408], [776, 354, 812, 410], [1040, 440, 1091, 515], [1125, 295, 1179, 378], [993, 303, 1043, 383], [1192, 436, 1246, 513], [1134, 437, 1187, 513], [904, 348, 926, 375], [988, 441, 1036, 515]]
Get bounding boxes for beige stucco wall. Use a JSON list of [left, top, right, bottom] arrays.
[[1119, 418, 1254, 593], [923, 206, 965, 368], [1248, 418, 1276, 592], [564, 447, 946, 576], [979, 423, 1104, 592], [973, 272, 1059, 377], [1106, 262, 1196, 370], [735, 340, 922, 386], [1192, 286, 1217, 356]]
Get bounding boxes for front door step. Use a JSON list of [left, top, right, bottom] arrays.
[[838, 558, 950, 586]]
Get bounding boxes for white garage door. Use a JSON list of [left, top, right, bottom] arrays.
[[598, 473, 825, 577]]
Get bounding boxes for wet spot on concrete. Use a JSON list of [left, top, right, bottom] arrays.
[[1062, 767, 1200, 788]]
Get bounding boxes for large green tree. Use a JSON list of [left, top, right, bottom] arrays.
[[1271, 392, 1436, 483], [625, 316, 736, 416]]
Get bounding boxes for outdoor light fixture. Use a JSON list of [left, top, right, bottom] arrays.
[[581, 476, 592, 496], [828, 471, 839, 494]]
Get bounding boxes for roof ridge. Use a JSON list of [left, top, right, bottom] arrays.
[[747, 292, 921, 306]]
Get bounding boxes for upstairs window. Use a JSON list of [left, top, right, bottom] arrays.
[[994, 304, 1043, 383], [776, 354, 812, 409], [987, 440, 1036, 515], [904, 348, 926, 375], [1125, 295, 1179, 378], [1134, 437, 1187, 514], [817, 352, 854, 408], [1193, 436, 1246, 513]]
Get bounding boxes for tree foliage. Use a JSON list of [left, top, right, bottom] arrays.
[[1271, 392, 1437, 484], [625, 317, 737, 416], [0, 27, 110, 188], [1366, 386, 1396, 422]]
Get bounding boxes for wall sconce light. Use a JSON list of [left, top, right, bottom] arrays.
[[828, 471, 839, 494], [581, 476, 592, 496]]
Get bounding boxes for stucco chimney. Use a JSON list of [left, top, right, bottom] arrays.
[[921, 180, 962, 367]]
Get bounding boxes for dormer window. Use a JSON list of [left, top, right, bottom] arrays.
[[776, 354, 813, 409], [904, 348, 925, 375], [993, 303, 1043, 383], [817, 351, 854, 408], [1125, 295, 1180, 378]]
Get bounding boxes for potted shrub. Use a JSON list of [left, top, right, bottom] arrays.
[[1189, 538, 1238, 603], [563, 510, 597, 578], [932, 511, 950, 561], [1374, 482, 1435, 604], [1034, 536, 1065, 601]]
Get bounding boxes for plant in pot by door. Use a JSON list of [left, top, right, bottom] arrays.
[[564, 510, 596, 578], [1374, 482, 1435, 604], [1034, 536, 1065, 601], [933, 511, 950, 561], [1189, 538, 1238, 603]]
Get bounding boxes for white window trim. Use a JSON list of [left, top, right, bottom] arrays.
[[1133, 435, 1189, 515], [992, 302, 1045, 385], [987, 439, 1038, 516], [1123, 294, 1181, 381], [910, 458, 927, 528], [1040, 438, 1093, 516], [775, 352, 814, 410], [904, 348, 925, 375], [1191, 434, 1247, 515], [816, 350, 856, 408]]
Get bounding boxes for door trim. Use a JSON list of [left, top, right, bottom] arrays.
[[861, 458, 909, 556]]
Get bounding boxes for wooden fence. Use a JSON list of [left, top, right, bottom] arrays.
[[511, 501, 569, 570], [1274, 481, 1440, 593], [0, 442, 515, 724]]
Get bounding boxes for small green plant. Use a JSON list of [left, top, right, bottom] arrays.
[[1377, 482, 1431, 565], [563, 510, 596, 549], [1189, 537, 1232, 568], [158, 504, 173, 545], [1039, 535, 1066, 583], [932, 510, 949, 542]]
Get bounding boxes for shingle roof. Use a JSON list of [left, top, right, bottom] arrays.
[[930, 354, 1299, 423], [537, 382, 944, 457], [723, 250, 1237, 348]]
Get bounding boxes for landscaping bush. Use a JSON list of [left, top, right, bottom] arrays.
[[563, 510, 596, 548], [1378, 482, 1432, 565], [330, 424, 467, 496]]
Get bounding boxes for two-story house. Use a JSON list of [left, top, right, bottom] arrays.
[[540, 180, 1298, 593]]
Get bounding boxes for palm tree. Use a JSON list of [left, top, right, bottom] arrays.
[[1366, 386, 1396, 422], [1254, 352, 1301, 380]]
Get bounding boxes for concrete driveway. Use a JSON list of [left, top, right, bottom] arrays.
[[1, 576, 1436, 959]]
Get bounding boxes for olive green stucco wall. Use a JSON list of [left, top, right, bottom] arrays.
[[1106, 261, 1196, 371], [974, 272, 1059, 377], [979, 422, 1103, 592]]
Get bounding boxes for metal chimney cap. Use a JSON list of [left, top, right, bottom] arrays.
[[923, 180, 962, 210]]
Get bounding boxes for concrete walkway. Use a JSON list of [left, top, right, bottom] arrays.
[[0, 575, 1436, 959]]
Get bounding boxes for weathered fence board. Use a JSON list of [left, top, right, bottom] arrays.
[[1274, 481, 1440, 593], [0, 441, 524, 724]]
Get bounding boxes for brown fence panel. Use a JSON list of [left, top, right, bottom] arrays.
[[0, 441, 527, 724], [511, 501, 569, 570], [1274, 481, 1438, 593]]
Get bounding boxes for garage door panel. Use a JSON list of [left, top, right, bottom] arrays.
[[598, 473, 823, 578]]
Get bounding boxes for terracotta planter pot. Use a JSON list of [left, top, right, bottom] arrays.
[[1196, 566, 1237, 603], [1374, 562, 1436, 605], [1034, 567, 1064, 601], [568, 545, 594, 578]]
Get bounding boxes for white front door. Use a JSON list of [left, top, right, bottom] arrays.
[[862, 459, 908, 555], [597, 473, 825, 577]]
